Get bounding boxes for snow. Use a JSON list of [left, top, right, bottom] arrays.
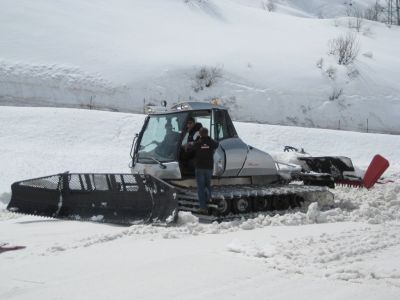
[[1, 0, 400, 133], [1, 106, 400, 299], [226, 223, 400, 284]]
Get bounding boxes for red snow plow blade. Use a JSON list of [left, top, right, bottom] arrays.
[[335, 154, 390, 188], [363, 154, 390, 189]]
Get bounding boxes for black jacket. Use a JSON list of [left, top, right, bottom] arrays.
[[192, 136, 219, 170]]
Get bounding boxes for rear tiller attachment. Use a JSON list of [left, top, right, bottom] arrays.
[[299, 154, 390, 189]]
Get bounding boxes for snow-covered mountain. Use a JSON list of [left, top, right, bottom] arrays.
[[1, 0, 399, 133]]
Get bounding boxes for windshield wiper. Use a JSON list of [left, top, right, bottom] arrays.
[[138, 156, 167, 169], [150, 157, 167, 169]]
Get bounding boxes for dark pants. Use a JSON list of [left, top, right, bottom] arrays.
[[195, 168, 213, 209]]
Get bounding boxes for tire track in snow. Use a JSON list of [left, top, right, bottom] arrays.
[[227, 224, 400, 287]]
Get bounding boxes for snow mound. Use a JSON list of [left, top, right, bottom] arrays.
[[0, 193, 18, 221], [0, 61, 129, 111], [0, 61, 113, 91], [165, 183, 400, 237], [0, 192, 10, 205], [177, 211, 199, 225], [227, 239, 277, 258]]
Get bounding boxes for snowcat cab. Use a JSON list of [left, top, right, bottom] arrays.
[[131, 102, 280, 186]]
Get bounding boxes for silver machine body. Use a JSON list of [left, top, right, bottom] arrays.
[[131, 102, 279, 185]]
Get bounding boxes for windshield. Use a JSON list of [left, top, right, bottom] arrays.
[[137, 112, 188, 163]]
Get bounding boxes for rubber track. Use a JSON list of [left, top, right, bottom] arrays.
[[177, 184, 333, 220]]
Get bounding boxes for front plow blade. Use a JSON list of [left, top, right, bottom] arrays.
[[7, 173, 178, 225]]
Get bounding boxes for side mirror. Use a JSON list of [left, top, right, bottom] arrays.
[[130, 133, 139, 159]]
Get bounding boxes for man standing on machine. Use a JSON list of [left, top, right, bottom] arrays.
[[191, 127, 219, 214]]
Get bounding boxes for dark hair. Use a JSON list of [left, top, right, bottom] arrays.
[[187, 117, 195, 123], [199, 127, 208, 137]]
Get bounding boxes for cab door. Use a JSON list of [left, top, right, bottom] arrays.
[[213, 109, 248, 177]]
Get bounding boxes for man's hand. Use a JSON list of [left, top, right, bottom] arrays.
[[184, 142, 194, 151]]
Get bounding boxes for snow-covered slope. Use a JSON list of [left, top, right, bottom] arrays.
[[1, 0, 399, 133], [0, 106, 400, 299]]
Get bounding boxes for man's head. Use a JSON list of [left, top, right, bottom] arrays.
[[199, 127, 208, 138], [165, 123, 172, 132], [186, 117, 195, 130]]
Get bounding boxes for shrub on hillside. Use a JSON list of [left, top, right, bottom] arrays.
[[192, 66, 222, 92], [325, 66, 337, 80], [328, 33, 360, 65], [316, 58, 324, 69], [329, 87, 343, 101]]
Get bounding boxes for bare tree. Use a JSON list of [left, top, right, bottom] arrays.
[[345, 1, 355, 16], [328, 32, 360, 65], [362, 0, 400, 25], [262, 0, 276, 12], [364, 1, 384, 21], [387, 0, 394, 24], [348, 7, 364, 31], [329, 87, 343, 101], [384, 0, 400, 25]]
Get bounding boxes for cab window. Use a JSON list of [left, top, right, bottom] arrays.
[[214, 110, 237, 140]]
